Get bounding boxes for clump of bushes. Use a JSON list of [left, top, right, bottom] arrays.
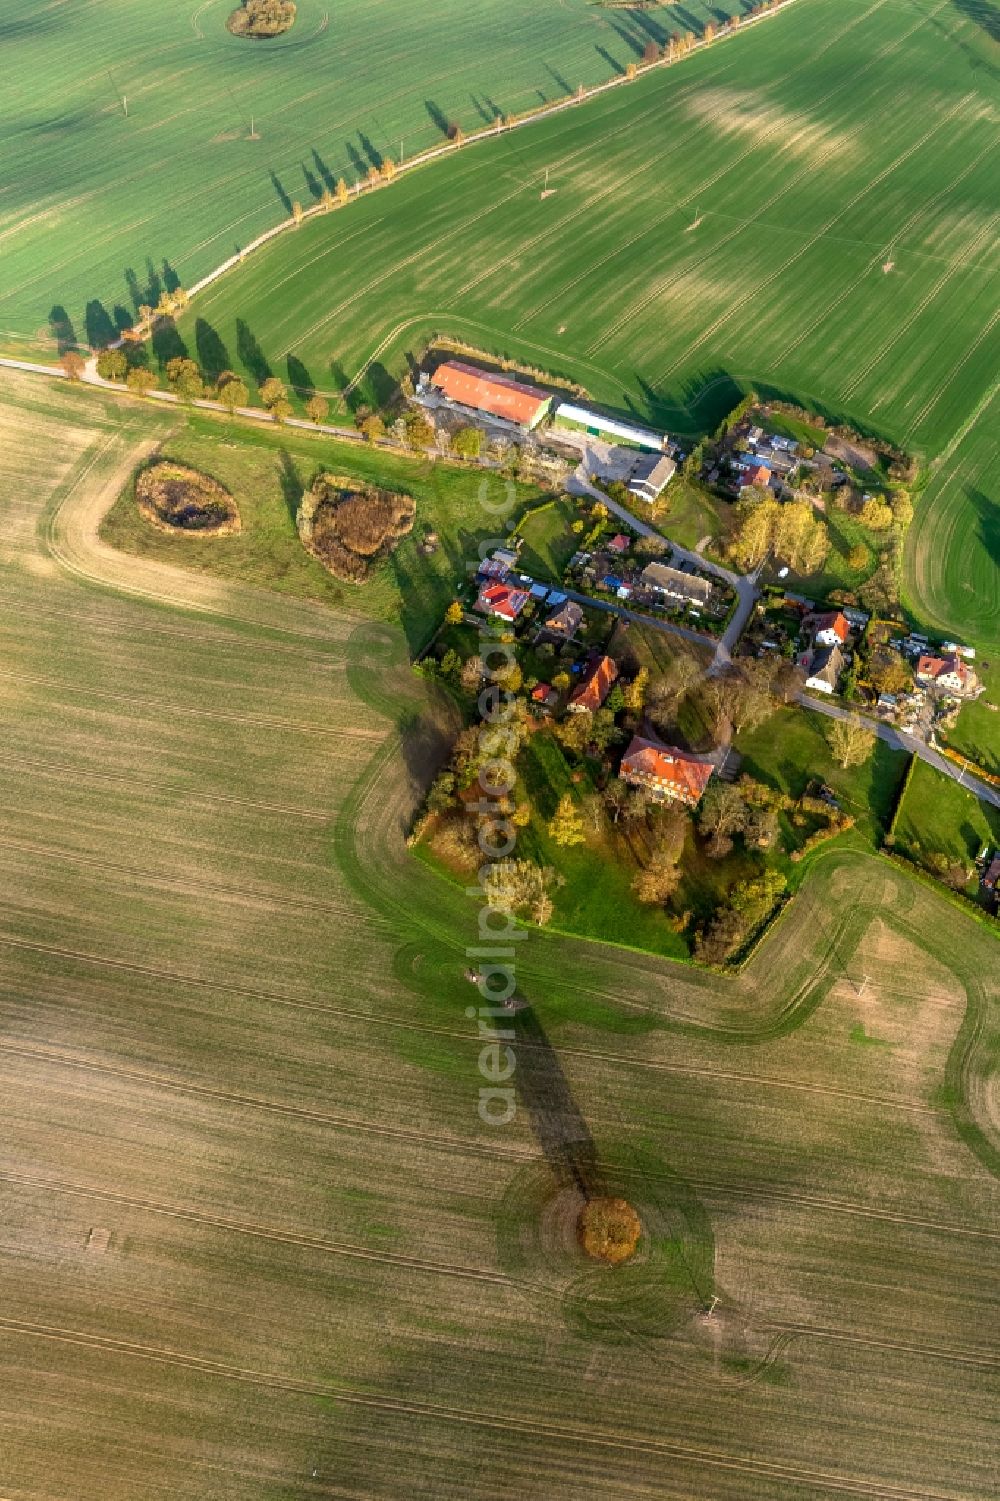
[[136, 461, 240, 535], [298, 473, 415, 582], [227, 0, 296, 38], [578, 1197, 641, 1265]]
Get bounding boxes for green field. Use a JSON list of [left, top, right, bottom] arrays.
[[0, 0, 742, 361], [1, 365, 998, 1499]]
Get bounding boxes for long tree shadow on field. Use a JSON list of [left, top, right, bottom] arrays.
[[967, 486, 1000, 571], [277, 448, 305, 528], [311, 148, 336, 193], [287, 354, 315, 398], [151, 317, 188, 368], [302, 160, 322, 201], [512, 1006, 599, 1199], [269, 170, 293, 216], [358, 131, 383, 170], [595, 44, 626, 77], [544, 63, 573, 97], [161, 259, 182, 295], [345, 140, 366, 182], [236, 319, 272, 385], [195, 319, 233, 383], [48, 305, 77, 355], [85, 300, 117, 349], [425, 100, 451, 138], [951, 0, 1000, 40]]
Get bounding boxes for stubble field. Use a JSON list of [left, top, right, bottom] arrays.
[[1, 367, 998, 1498]]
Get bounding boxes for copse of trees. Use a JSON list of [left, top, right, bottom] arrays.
[[227, 0, 296, 38]]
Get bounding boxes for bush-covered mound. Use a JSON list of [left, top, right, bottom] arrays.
[[136, 462, 240, 536], [578, 1197, 641, 1265], [298, 473, 415, 583], [227, 0, 297, 38]]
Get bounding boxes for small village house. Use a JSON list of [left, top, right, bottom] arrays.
[[568, 654, 618, 713], [807, 610, 850, 648], [620, 735, 714, 808], [475, 580, 530, 621], [640, 562, 712, 607], [916, 653, 976, 695], [543, 599, 583, 640], [804, 643, 845, 694], [627, 453, 676, 503]]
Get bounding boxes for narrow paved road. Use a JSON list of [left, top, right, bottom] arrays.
[[799, 693, 1000, 810], [567, 459, 761, 672]]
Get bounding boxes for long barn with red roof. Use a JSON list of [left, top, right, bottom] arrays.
[[430, 361, 553, 430]]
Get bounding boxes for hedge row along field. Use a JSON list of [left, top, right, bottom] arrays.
[[163, 0, 999, 653], [0, 0, 745, 361], [0, 367, 998, 1499]]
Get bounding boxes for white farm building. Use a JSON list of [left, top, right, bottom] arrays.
[[552, 402, 667, 452]]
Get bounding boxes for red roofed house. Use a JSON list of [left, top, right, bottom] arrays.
[[430, 361, 553, 430], [741, 464, 772, 490], [916, 653, 974, 694], [620, 735, 714, 808], [475, 581, 530, 621], [607, 533, 631, 555], [531, 682, 559, 712], [809, 610, 850, 647], [568, 654, 618, 714]]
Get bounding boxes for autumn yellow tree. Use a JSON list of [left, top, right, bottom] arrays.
[[826, 713, 876, 769], [336, 177, 349, 206], [548, 793, 585, 848], [445, 601, 464, 626]]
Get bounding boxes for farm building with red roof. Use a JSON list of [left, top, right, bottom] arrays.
[[620, 735, 714, 807], [430, 361, 553, 430]]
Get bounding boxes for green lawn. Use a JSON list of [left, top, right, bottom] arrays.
[[514, 495, 581, 583], [660, 475, 727, 554], [892, 756, 1000, 869], [100, 407, 543, 651], [735, 706, 910, 847]]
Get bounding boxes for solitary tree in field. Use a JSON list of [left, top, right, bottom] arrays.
[[827, 713, 876, 769], [61, 350, 85, 380], [445, 601, 464, 626], [548, 793, 585, 848], [305, 394, 328, 424]]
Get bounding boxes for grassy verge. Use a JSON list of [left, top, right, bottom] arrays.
[[99, 408, 543, 652]]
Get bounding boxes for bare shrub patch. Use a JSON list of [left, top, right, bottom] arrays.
[[136, 461, 240, 536], [298, 472, 415, 583]]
